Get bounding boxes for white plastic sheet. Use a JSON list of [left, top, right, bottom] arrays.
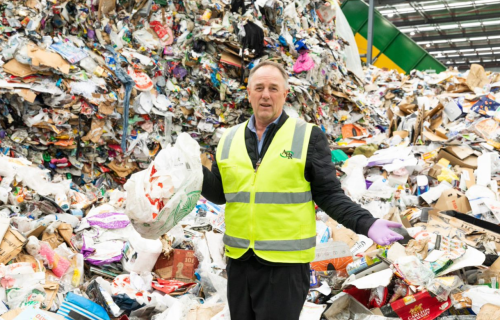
[[334, 1, 364, 80]]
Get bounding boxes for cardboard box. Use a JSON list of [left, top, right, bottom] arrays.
[[0, 228, 26, 264], [381, 291, 451, 320], [428, 164, 444, 179], [324, 293, 374, 319], [437, 146, 478, 169], [154, 249, 199, 280], [434, 189, 472, 213]]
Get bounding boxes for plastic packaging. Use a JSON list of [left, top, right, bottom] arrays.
[[121, 232, 163, 273], [392, 256, 435, 287], [427, 276, 464, 301]]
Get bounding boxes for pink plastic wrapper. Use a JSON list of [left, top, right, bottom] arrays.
[[39, 242, 71, 278]]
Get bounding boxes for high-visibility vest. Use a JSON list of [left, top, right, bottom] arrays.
[[216, 117, 316, 263]]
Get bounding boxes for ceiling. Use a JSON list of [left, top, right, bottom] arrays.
[[365, 0, 500, 70]]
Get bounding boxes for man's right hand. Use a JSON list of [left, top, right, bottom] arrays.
[[201, 152, 212, 170]]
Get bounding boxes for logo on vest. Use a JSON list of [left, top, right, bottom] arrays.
[[280, 150, 294, 159]]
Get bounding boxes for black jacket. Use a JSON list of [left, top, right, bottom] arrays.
[[201, 112, 377, 263]]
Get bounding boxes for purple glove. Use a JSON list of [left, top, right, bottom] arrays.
[[367, 219, 404, 245]]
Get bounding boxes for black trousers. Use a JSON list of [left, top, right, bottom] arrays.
[[226, 256, 310, 320]]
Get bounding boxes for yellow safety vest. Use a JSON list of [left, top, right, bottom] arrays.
[[216, 117, 316, 263]]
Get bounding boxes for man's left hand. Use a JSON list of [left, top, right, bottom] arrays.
[[367, 219, 404, 246]]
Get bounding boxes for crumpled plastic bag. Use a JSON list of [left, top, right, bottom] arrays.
[[293, 51, 315, 73], [125, 133, 203, 239]]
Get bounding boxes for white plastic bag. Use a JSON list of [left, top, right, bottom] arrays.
[[125, 133, 203, 239], [341, 155, 368, 200]]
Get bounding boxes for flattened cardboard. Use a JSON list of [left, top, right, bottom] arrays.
[[57, 223, 74, 248], [397, 103, 417, 116], [42, 231, 64, 249], [27, 43, 70, 75], [82, 118, 105, 143], [435, 128, 448, 139], [392, 131, 409, 139], [17, 89, 37, 103], [98, 0, 116, 18], [0, 228, 27, 264], [459, 167, 476, 189], [478, 304, 500, 320], [26, 225, 47, 239], [428, 164, 444, 179], [220, 52, 242, 68], [154, 249, 199, 280], [107, 158, 138, 177], [490, 257, 500, 272], [383, 207, 407, 229], [414, 105, 425, 144], [427, 210, 500, 251], [186, 303, 225, 320], [434, 189, 472, 213], [437, 146, 478, 169], [423, 129, 448, 142], [98, 102, 115, 115], [43, 281, 59, 310], [325, 219, 359, 247], [3, 59, 36, 77]]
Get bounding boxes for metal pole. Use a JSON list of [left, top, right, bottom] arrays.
[[367, 0, 375, 65]]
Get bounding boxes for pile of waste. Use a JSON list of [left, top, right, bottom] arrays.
[[0, 0, 500, 318]]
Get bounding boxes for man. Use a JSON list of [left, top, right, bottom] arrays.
[[201, 61, 403, 320]]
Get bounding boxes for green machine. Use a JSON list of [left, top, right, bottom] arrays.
[[341, 0, 446, 74]]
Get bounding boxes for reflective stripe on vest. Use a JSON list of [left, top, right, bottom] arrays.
[[291, 120, 307, 159], [220, 124, 241, 161], [223, 235, 316, 252], [255, 236, 316, 251], [223, 234, 250, 248], [225, 192, 251, 203], [225, 191, 312, 204]]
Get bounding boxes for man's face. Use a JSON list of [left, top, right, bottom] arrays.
[[247, 66, 288, 125]]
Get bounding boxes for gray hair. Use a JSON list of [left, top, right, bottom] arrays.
[[248, 61, 289, 90]]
